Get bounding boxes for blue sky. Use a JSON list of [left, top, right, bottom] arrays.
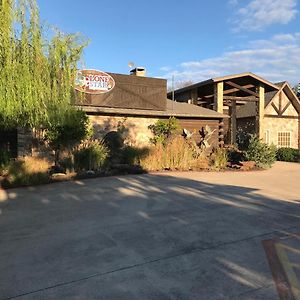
[[38, 0, 300, 86]]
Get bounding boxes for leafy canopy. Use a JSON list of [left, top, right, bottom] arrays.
[[0, 0, 88, 129]]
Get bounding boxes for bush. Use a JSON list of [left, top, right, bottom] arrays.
[[276, 147, 300, 162], [121, 146, 149, 165], [210, 147, 228, 170], [74, 140, 109, 172], [3, 157, 50, 187], [0, 149, 10, 171], [148, 117, 179, 145], [45, 109, 91, 165], [244, 135, 276, 169], [103, 131, 124, 153]]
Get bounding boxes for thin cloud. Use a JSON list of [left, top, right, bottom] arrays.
[[161, 33, 300, 86], [230, 0, 298, 32]]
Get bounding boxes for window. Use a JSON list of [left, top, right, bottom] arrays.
[[277, 131, 291, 148], [264, 130, 270, 145]]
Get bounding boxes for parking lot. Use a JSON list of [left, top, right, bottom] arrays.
[[0, 162, 300, 299]]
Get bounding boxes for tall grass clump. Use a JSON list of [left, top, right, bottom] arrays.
[[3, 157, 50, 186], [140, 136, 195, 171], [74, 140, 109, 172]]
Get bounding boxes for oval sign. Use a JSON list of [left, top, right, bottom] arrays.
[[75, 69, 115, 94]]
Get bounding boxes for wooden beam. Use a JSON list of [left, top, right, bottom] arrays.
[[264, 114, 299, 120], [279, 91, 282, 113], [225, 81, 259, 97], [223, 96, 258, 101], [280, 102, 291, 116], [203, 84, 255, 99], [271, 103, 280, 115]]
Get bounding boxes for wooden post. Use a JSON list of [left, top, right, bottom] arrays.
[[231, 100, 237, 144], [214, 82, 224, 113], [258, 85, 265, 139], [191, 88, 198, 105]]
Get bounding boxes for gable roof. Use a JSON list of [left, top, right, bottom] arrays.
[[169, 72, 279, 96], [237, 81, 300, 118]]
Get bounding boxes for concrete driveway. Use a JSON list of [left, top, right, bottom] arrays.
[[0, 162, 300, 300]]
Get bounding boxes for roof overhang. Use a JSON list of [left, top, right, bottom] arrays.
[[169, 72, 279, 96]]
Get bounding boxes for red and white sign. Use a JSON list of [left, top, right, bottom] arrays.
[[75, 69, 115, 94]]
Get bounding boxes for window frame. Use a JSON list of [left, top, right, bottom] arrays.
[[277, 131, 291, 148]]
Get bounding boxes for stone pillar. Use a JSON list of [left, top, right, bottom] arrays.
[[214, 82, 223, 113]]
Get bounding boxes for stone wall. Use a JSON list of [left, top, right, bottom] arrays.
[[263, 117, 299, 148], [88, 115, 160, 147], [88, 114, 221, 148]]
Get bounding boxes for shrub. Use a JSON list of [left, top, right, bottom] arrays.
[[210, 147, 228, 170], [45, 109, 91, 165], [226, 145, 244, 164], [0, 149, 10, 171], [121, 146, 149, 165], [244, 135, 276, 169], [74, 140, 109, 172], [4, 157, 50, 187], [276, 147, 300, 162], [148, 117, 179, 145], [103, 131, 124, 153]]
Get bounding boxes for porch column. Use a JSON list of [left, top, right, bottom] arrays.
[[230, 100, 237, 144], [214, 82, 223, 113], [258, 85, 265, 139], [191, 88, 198, 105]]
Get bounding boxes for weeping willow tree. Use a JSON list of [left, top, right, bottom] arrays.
[[0, 0, 88, 129]]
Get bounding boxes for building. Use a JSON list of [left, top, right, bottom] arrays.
[[76, 70, 226, 148], [168, 72, 300, 149], [0, 70, 227, 158]]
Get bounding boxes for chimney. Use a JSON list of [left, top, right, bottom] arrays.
[[130, 67, 146, 77]]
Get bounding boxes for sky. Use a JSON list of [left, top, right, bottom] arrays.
[[38, 0, 300, 86]]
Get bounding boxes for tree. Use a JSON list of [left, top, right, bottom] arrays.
[[45, 109, 91, 166], [167, 80, 194, 93], [293, 83, 300, 98], [0, 0, 88, 129]]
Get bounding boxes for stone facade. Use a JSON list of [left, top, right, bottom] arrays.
[[263, 117, 298, 148], [88, 114, 221, 148], [89, 115, 160, 147], [263, 92, 299, 148]]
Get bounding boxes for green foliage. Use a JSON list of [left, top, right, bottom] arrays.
[[121, 146, 149, 165], [244, 135, 276, 169], [103, 131, 124, 154], [210, 147, 228, 170], [74, 140, 109, 172], [0, 0, 88, 129], [148, 117, 179, 145], [0, 148, 10, 171], [276, 147, 300, 162], [45, 110, 90, 165]]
